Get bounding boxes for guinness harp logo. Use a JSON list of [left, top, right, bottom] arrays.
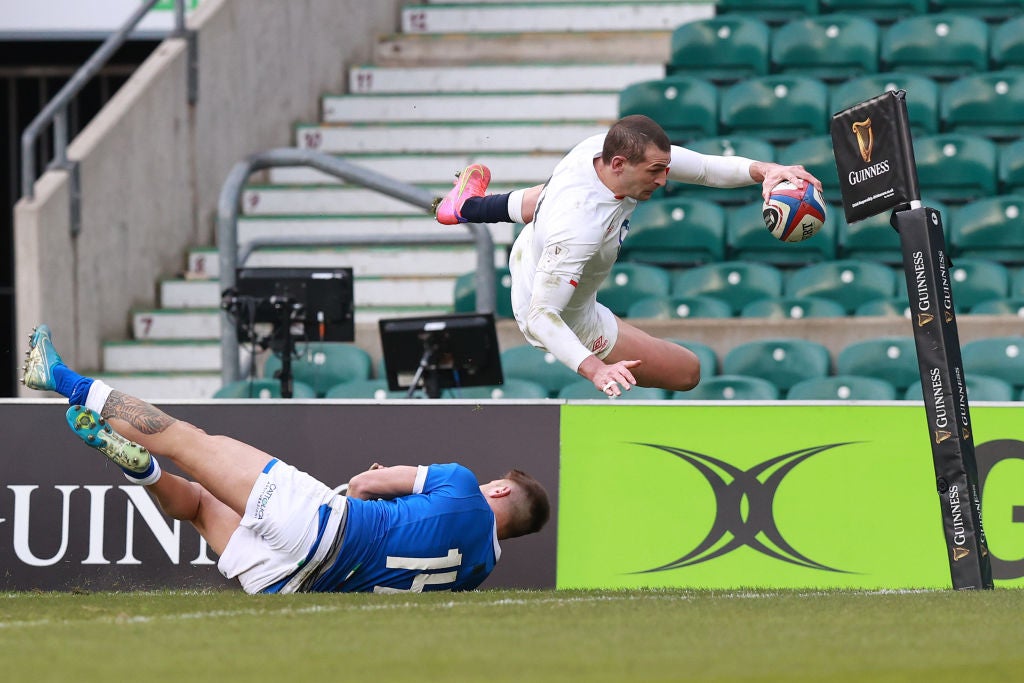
[[935, 430, 952, 444], [917, 313, 934, 327], [852, 118, 874, 163], [953, 547, 971, 562]]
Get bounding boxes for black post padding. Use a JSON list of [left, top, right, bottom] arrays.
[[893, 206, 993, 590]]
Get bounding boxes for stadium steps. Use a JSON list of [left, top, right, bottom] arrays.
[[104, 0, 703, 396]]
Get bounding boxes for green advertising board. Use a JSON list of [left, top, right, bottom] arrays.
[[558, 404, 1024, 589]]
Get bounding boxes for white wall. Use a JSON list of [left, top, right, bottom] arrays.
[[14, 0, 402, 386]]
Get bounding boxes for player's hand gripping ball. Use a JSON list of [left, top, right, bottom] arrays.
[[762, 181, 827, 243]]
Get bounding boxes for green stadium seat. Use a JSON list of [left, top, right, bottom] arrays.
[[726, 200, 837, 265], [740, 296, 847, 319], [626, 295, 733, 319], [905, 374, 1015, 401], [904, 373, 1016, 402], [961, 336, 1024, 389], [672, 374, 780, 400], [776, 136, 841, 204], [830, 73, 940, 136], [881, 15, 990, 81], [787, 375, 898, 400], [946, 258, 1011, 311], [666, 136, 775, 205], [213, 379, 317, 399], [672, 261, 784, 314], [454, 267, 514, 318], [716, 0, 819, 25], [785, 260, 898, 313], [722, 338, 832, 392], [771, 16, 880, 81], [668, 16, 770, 83], [836, 207, 902, 264], [324, 379, 414, 399], [998, 138, 1024, 195], [443, 379, 550, 400], [941, 71, 1024, 141], [500, 344, 582, 398], [596, 263, 671, 317], [971, 298, 1024, 316], [837, 198, 949, 264], [913, 134, 998, 203], [619, 197, 726, 265], [719, 75, 830, 144], [818, 0, 928, 23], [950, 196, 1024, 263], [929, 0, 1024, 22], [1013, 268, 1024, 299], [991, 15, 1024, 70], [264, 342, 372, 397], [836, 336, 919, 391], [558, 380, 669, 400], [618, 77, 718, 143], [668, 339, 720, 376], [854, 297, 912, 318]]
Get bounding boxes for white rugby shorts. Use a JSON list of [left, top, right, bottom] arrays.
[[217, 459, 346, 594]]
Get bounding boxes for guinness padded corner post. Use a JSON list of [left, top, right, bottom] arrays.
[[831, 91, 993, 590]]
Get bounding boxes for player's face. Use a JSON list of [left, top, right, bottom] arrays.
[[619, 144, 670, 200]]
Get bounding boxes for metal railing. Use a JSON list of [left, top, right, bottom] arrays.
[[20, 0, 196, 223], [216, 148, 497, 386]]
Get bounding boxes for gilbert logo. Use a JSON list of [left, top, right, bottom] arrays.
[[852, 118, 873, 163], [636, 442, 853, 574], [917, 313, 934, 327]]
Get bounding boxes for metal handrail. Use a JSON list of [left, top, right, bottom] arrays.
[[20, 0, 191, 200], [216, 147, 497, 385]]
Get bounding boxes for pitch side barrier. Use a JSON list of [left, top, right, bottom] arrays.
[[832, 91, 992, 590], [3, 401, 1024, 592]]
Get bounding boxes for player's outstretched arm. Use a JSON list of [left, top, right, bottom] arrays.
[[347, 465, 418, 500], [748, 161, 823, 201]]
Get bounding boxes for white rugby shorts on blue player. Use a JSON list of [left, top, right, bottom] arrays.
[[217, 458, 347, 594]]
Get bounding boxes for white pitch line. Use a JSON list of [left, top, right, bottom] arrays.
[[0, 592, 692, 630]]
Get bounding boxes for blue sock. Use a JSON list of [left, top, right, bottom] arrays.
[[52, 363, 94, 405], [459, 192, 513, 223]]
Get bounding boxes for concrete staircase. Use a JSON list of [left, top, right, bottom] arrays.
[[98, 0, 713, 398]]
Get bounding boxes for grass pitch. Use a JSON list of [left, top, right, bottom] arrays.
[[2, 588, 1022, 682]]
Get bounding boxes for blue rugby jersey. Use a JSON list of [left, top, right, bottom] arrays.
[[310, 463, 500, 593]]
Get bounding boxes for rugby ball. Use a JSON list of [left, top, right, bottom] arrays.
[[762, 181, 827, 243]]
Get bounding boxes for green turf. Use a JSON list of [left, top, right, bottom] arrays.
[[2, 589, 1022, 682]]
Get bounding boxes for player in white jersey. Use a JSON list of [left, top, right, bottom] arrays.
[[21, 325, 550, 593], [435, 115, 822, 397]]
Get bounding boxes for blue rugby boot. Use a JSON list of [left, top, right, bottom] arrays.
[[22, 324, 62, 391], [66, 405, 152, 474]]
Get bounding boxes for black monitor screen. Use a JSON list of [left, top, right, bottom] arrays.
[[234, 267, 354, 342], [379, 313, 502, 393]]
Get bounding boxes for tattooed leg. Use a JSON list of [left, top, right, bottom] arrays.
[[98, 390, 275, 516]]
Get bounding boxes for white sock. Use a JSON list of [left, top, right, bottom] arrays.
[[85, 380, 113, 414], [124, 455, 162, 486], [507, 189, 527, 224]]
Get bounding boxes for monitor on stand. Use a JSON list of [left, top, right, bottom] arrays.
[[379, 313, 502, 398], [224, 267, 354, 398]]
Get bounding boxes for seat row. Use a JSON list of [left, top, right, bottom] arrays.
[[668, 14, 1024, 84], [716, 0, 1022, 25], [503, 336, 1024, 399], [456, 258, 1024, 320], [213, 336, 1024, 402], [622, 73, 1024, 145], [619, 195, 1024, 266]]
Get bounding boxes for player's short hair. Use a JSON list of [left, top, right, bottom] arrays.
[[503, 469, 550, 538], [602, 115, 671, 165]]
